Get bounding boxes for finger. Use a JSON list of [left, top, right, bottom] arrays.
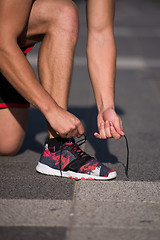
[[99, 122, 106, 139], [77, 132, 83, 138], [56, 131, 60, 136], [77, 121, 84, 136], [94, 132, 102, 139], [59, 133, 68, 138], [119, 118, 123, 130], [113, 119, 125, 136], [73, 128, 80, 138], [56, 126, 71, 138], [66, 128, 77, 139], [119, 119, 125, 135], [117, 128, 125, 136], [104, 121, 112, 138], [110, 122, 121, 140]]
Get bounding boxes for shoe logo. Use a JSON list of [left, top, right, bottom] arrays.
[[90, 166, 101, 176]]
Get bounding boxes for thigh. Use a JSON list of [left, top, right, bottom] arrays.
[[18, 0, 76, 47], [0, 108, 29, 155]]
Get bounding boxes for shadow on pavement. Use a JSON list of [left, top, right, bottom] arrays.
[[19, 108, 47, 154]]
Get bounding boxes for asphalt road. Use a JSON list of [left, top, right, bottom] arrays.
[[0, 0, 160, 239]]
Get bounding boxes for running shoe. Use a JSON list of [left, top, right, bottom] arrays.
[[36, 135, 117, 180]]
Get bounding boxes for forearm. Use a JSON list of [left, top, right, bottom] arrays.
[[87, 29, 116, 112], [0, 43, 57, 116]]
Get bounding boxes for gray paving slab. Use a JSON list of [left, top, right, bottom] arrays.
[[76, 181, 160, 202], [72, 200, 160, 229], [71, 181, 160, 235], [0, 227, 66, 240], [66, 181, 160, 240], [0, 199, 71, 226], [70, 228, 160, 240]]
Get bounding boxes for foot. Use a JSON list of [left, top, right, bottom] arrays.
[[36, 136, 117, 180]]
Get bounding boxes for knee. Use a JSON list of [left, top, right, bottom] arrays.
[[0, 135, 25, 156], [44, 1, 79, 43], [58, 1, 79, 34]]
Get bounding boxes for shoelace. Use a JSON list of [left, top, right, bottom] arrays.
[[66, 135, 88, 158], [124, 135, 129, 177], [59, 134, 129, 178]]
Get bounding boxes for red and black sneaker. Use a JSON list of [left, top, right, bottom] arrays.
[[36, 135, 117, 180]]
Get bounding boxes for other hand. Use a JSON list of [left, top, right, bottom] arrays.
[[94, 108, 124, 140]]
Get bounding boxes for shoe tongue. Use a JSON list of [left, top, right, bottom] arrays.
[[57, 137, 75, 144], [67, 137, 75, 144]]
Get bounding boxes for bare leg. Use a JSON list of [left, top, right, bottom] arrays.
[[0, 108, 29, 155], [37, 1, 79, 138]]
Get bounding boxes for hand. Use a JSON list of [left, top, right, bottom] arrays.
[[94, 108, 125, 140], [46, 105, 84, 138]]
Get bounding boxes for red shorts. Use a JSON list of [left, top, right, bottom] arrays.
[[0, 45, 35, 109]]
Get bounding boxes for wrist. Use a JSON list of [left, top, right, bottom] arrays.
[[39, 96, 58, 119], [97, 100, 115, 113], [94, 89, 115, 113]]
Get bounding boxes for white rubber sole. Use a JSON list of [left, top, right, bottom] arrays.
[[36, 162, 117, 181]]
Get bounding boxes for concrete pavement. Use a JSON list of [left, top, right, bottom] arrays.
[[0, 0, 160, 239]]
